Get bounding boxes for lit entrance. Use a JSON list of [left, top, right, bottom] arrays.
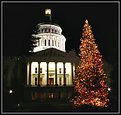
[[59, 77, 62, 86], [35, 78, 37, 85], [48, 78, 54, 86], [40, 77, 42, 86]]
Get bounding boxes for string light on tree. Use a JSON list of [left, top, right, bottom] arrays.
[[71, 19, 110, 108], [85, 19, 88, 23]]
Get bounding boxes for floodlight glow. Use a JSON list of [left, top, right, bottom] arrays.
[[9, 90, 13, 94], [45, 9, 51, 15]]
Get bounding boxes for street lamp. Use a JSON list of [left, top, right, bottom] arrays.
[[9, 89, 13, 94]]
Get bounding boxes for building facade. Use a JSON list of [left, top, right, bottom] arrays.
[[26, 11, 79, 87], [26, 48, 79, 87], [3, 9, 111, 103], [3, 9, 79, 102]]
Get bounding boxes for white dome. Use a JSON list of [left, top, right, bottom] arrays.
[[32, 23, 66, 52]]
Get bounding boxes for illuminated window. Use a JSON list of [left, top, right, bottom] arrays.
[[35, 67, 37, 73], [57, 62, 63, 74], [59, 78, 62, 85], [40, 77, 42, 86], [59, 68, 62, 73], [35, 78, 37, 85], [48, 92, 54, 99], [40, 68, 42, 73]]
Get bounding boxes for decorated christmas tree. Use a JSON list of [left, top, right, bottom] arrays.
[[72, 20, 110, 108]]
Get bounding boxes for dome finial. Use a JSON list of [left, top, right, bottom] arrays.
[[45, 8, 52, 24], [45, 8, 51, 15]]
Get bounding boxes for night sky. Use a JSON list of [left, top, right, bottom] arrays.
[[3, 2, 118, 65]]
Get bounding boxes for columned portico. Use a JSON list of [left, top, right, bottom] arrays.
[[23, 9, 80, 104], [26, 9, 79, 87], [26, 60, 77, 87]]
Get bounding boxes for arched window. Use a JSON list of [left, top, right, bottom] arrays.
[[43, 29, 45, 33], [48, 40, 50, 46], [45, 39, 46, 46], [35, 67, 37, 73], [45, 28, 47, 32], [55, 30, 57, 33], [59, 68, 62, 73], [50, 29, 52, 33], [41, 29, 43, 32]]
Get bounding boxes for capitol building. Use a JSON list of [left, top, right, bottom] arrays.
[[26, 9, 79, 87], [3, 9, 79, 101]]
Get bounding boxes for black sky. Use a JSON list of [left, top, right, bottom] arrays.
[[3, 2, 118, 65]]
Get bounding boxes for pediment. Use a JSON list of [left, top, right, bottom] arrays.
[[26, 48, 79, 63]]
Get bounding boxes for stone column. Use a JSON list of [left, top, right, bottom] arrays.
[[26, 62, 29, 85], [74, 64, 76, 75], [38, 62, 40, 86], [71, 63, 73, 85], [40, 39, 41, 46], [47, 37, 48, 46], [63, 62, 66, 86], [55, 62, 58, 86], [29, 62, 31, 86], [47, 62, 49, 86]]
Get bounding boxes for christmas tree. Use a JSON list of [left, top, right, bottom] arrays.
[[72, 20, 109, 108]]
